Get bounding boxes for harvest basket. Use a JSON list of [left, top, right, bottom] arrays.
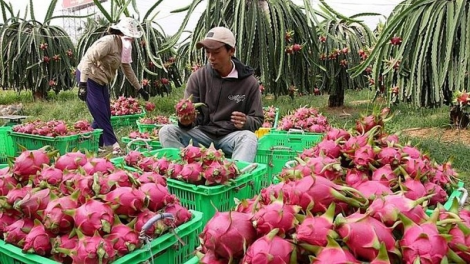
[[0, 126, 14, 163], [111, 109, 146, 129], [111, 148, 267, 226], [0, 210, 202, 264], [9, 129, 102, 156], [121, 137, 162, 152], [255, 130, 323, 188]]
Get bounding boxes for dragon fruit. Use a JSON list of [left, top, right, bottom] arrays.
[[401, 178, 426, 201], [335, 212, 401, 261], [448, 222, 470, 262], [72, 231, 116, 264], [101, 187, 146, 217], [82, 157, 115, 175], [0, 212, 19, 236], [200, 211, 256, 261], [163, 204, 192, 226], [14, 188, 51, 221], [294, 203, 337, 248], [353, 180, 392, 200], [106, 218, 140, 256], [370, 242, 392, 264], [3, 218, 34, 247], [134, 209, 168, 236], [124, 151, 143, 166], [54, 151, 87, 170], [197, 250, 227, 264], [139, 183, 176, 211], [345, 168, 369, 188], [106, 170, 134, 188], [43, 192, 79, 234], [371, 164, 398, 187], [71, 200, 114, 236], [178, 162, 204, 183], [309, 236, 359, 263], [235, 197, 262, 216], [398, 212, 450, 263], [34, 165, 63, 187], [137, 171, 166, 186], [252, 198, 300, 237], [377, 147, 402, 166], [151, 157, 171, 175], [203, 160, 230, 185], [366, 194, 429, 227], [22, 220, 53, 255], [175, 94, 205, 121], [51, 234, 79, 263], [0, 185, 32, 213], [241, 229, 296, 264], [0, 172, 17, 196], [12, 149, 51, 181]]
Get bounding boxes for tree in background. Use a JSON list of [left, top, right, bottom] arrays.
[[351, 0, 470, 108], [308, 0, 377, 107], [0, 0, 78, 100], [175, 0, 321, 98]]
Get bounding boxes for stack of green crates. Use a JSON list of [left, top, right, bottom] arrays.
[[111, 148, 267, 227], [0, 127, 14, 163], [0, 210, 202, 264], [9, 129, 102, 155], [255, 131, 323, 189]]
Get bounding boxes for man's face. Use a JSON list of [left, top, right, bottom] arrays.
[[205, 46, 234, 72]]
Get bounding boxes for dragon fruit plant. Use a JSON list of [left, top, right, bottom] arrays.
[[0, 149, 192, 263]]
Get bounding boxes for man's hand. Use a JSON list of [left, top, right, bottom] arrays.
[[138, 88, 150, 101], [78, 82, 87, 101], [231, 111, 247, 129]]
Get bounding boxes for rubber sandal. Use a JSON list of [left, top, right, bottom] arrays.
[[112, 147, 123, 155]]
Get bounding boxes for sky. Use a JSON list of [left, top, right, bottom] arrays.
[[6, 0, 403, 39]]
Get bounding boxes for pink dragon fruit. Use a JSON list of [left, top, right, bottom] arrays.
[[366, 194, 429, 227], [335, 212, 401, 261], [200, 143, 226, 165], [14, 188, 51, 221], [448, 222, 470, 262], [137, 171, 166, 186], [401, 178, 426, 200], [0, 212, 19, 236], [175, 95, 205, 122], [351, 145, 376, 169], [71, 200, 114, 236], [12, 149, 51, 181], [200, 211, 256, 261], [312, 139, 342, 158], [294, 203, 337, 248], [136, 157, 157, 172], [253, 198, 300, 237], [3, 218, 34, 247], [203, 160, 230, 185], [401, 157, 432, 179], [178, 162, 204, 183], [134, 209, 168, 236], [197, 250, 227, 264], [163, 204, 192, 226], [401, 146, 422, 159], [235, 197, 262, 216], [51, 234, 79, 263], [166, 162, 184, 179], [34, 165, 63, 187], [101, 187, 146, 217], [370, 242, 392, 264], [0, 185, 32, 214], [345, 168, 369, 188], [139, 183, 176, 211], [124, 151, 143, 167], [82, 157, 115, 175], [0, 172, 17, 196], [43, 192, 79, 234], [105, 219, 140, 256], [71, 231, 116, 264], [399, 213, 450, 263], [354, 180, 393, 200], [325, 128, 351, 141], [54, 151, 87, 170], [151, 157, 171, 175], [377, 147, 402, 166], [22, 220, 53, 255], [241, 229, 296, 264], [309, 236, 359, 263], [371, 164, 398, 187]]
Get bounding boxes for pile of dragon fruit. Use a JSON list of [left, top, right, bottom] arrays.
[[124, 143, 240, 185], [12, 120, 94, 137], [195, 109, 470, 263], [276, 106, 331, 133], [261, 106, 278, 128], [111, 96, 143, 116], [127, 130, 159, 140], [138, 115, 172, 125], [0, 148, 192, 264]]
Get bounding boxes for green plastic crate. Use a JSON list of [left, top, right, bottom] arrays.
[[111, 148, 267, 227], [184, 256, 199, 264], [121, 137, 162, 152], [255, 132, 323, 189], [111, 109, 146, 129], [426, 181, 466, 216], [0, 164, 8, 169], [0, 210, 202, 264], [9, 129, 103, 156], [0, 127, 14, 163]]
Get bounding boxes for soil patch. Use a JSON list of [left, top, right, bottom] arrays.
[[401, 127, 470, 146]]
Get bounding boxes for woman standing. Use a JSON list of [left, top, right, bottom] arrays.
[[76, 17, 149, 155]]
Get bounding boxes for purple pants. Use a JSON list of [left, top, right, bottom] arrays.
[[76, 71, 118, 147]]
